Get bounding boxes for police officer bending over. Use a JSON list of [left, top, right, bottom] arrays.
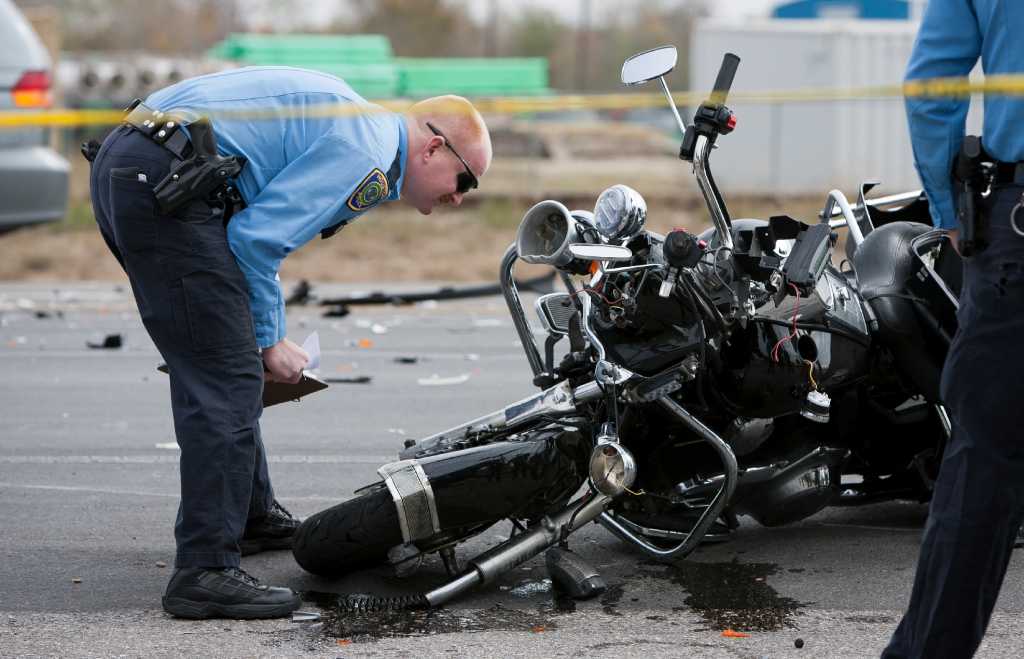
[[883, 1, 1024, 656], [86, 67, 492, 619]]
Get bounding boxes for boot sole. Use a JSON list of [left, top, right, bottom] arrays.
[[162, 596, 301, 620], [239, 535, 294, 556]]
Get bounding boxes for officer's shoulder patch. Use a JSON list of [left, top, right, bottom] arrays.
[[347, 168, 389, 212]]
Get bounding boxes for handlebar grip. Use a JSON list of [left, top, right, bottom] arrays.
[[710, 53, 741, 104]]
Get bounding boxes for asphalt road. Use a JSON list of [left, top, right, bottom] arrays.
[[1, 282, 1022, 658]]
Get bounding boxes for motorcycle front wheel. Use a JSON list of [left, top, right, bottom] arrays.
[[292, 483, 402, 578]]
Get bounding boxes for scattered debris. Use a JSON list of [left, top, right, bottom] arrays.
[[291, 611, 321, 623], [394, 356, 418, 365], [324, 376, 372, 385], [370, 323, 388, 335], [464, 353, 480, 361], [156, 561, 167, 568], [336, 639, 352, 646], [318, 272, 555, 310], [721, 629, 749, 638], [386, 428, 407, 435], [357, 338, 374, 349], [154, 442, 179, 450], [531, 625, 546, 633], [795, 638, 805, 649], [323, 305, 350, 318], [285, 280, 313, 306], [16, 298, 35, 311], [72, 577, 82, 584], [417, 373, 471, 386], [87, 333, 123, 349]]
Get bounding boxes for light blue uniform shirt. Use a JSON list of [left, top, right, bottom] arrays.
[[147, 67, 407, 348], [905, 0, 1024, 230]]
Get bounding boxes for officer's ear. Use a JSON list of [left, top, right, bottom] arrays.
[[424, 134, 445, 159]]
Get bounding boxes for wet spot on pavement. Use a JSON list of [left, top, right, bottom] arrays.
[[640, 559, 805, 631]]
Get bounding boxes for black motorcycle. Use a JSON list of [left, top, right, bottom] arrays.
[[292, 47, 961, 608]]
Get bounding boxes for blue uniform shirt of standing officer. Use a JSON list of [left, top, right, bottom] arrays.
[[885, 1, 1024, 657], [148, 66, 408, 348]]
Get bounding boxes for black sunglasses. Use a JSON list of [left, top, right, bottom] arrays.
[[426, 121, 479, 195]]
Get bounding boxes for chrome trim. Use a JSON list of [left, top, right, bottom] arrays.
[[936, 404, 952, 441], [658, 75, 687, 136], [424, 494, 612, 607], [378, 460, 441, 544], [822, 189, 864, 248], [579, 289, 607, 362], [825, 189, 923, 224], [693, 134, 733, 252], [613, 513, 731, 542], [911, 231, 960, 310], [598, 396, 738, 561], [400, 379, 604, 459], [501, 243, 544, 378], [534, 292, 575, 336]]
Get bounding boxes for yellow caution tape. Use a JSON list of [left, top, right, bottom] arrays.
[[0, 75, 1017, 129]]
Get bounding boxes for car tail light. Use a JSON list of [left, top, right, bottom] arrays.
[[12, 70, 52, 108]]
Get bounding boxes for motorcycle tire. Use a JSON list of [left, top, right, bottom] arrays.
[[292, 483, 403, 578]]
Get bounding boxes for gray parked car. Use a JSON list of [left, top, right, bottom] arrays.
[[0, 0, 69, 232]]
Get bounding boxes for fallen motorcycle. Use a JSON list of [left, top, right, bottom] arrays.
[[293, 46, 961, 608]]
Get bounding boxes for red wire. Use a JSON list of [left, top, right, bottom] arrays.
[[771, 283, 802, 363]]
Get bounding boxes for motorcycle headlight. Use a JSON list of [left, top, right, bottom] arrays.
[[593, 184, 647, 241], [516, 200, 579, 266], [589, 442, 637, 497]]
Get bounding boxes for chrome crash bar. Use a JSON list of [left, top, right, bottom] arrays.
[[822, 189, 923, 236], [501, 243, 545, 378], [598, 396, 738, 561]]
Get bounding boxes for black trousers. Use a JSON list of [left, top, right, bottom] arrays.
[[90, 125, 272, 568], [884, 185, 1024, 658]]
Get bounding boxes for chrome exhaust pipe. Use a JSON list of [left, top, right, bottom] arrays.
[[424, 493, 611, 607]]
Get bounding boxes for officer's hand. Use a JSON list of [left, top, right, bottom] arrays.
[[263, 338, 309, 384], [947, 228, 960, 254]]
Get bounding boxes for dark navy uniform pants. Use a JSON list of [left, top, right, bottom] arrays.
[[89, 125, 273, 568], [884, 185, 1024, 658]]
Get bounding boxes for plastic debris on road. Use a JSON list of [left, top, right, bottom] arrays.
[[720, 626, 753, 638], [154, 442, 179, 450], [291, 611, 321, 623], [394, 356, 418, 364], [324, 376, 372, 384], [417, 373, 471, 386], [87, 333, 123, 349]]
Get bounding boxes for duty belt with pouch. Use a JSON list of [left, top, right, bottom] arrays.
[[120, 99, 247, 215]]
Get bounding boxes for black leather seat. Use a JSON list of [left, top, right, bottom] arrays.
[[853, 221, 945, 401]]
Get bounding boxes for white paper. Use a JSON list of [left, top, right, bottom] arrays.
[[302, 331, 321, 372]]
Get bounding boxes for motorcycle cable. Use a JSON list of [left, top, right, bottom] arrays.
[[750, 316, 871, 349]]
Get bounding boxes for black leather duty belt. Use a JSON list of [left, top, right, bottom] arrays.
[[122, 98, 191, 161]]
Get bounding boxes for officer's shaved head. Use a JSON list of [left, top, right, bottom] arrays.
[[408, 95, 492, 169], [402, 95, 492, 215]]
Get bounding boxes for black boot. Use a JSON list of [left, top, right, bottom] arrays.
[[241, 500, 300, 556], [162, 567, 301, 619]]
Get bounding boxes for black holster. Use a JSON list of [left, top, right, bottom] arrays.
[[151, 118, 246, 215], [952, 135, 993, 257]]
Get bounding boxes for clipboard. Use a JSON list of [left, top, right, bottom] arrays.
[[156, 364, 328, 408]]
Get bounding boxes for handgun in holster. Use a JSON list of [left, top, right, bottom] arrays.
[[152, 118, 246, 215], [952, 135, 994, 257]]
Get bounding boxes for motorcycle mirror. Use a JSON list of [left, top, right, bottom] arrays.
[[568, 243, 633, 262], [621, 45, 677, 86]]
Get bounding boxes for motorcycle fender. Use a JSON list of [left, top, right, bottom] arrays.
[[378, 428, 587, 544]]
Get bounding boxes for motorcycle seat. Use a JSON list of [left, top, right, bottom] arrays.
[[853, 221, 944, 401]]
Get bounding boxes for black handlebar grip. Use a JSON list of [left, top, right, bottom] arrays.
[[710, 53, 741, 104]]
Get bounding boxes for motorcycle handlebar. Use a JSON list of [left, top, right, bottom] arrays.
[[709, 53, 740, 104]]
